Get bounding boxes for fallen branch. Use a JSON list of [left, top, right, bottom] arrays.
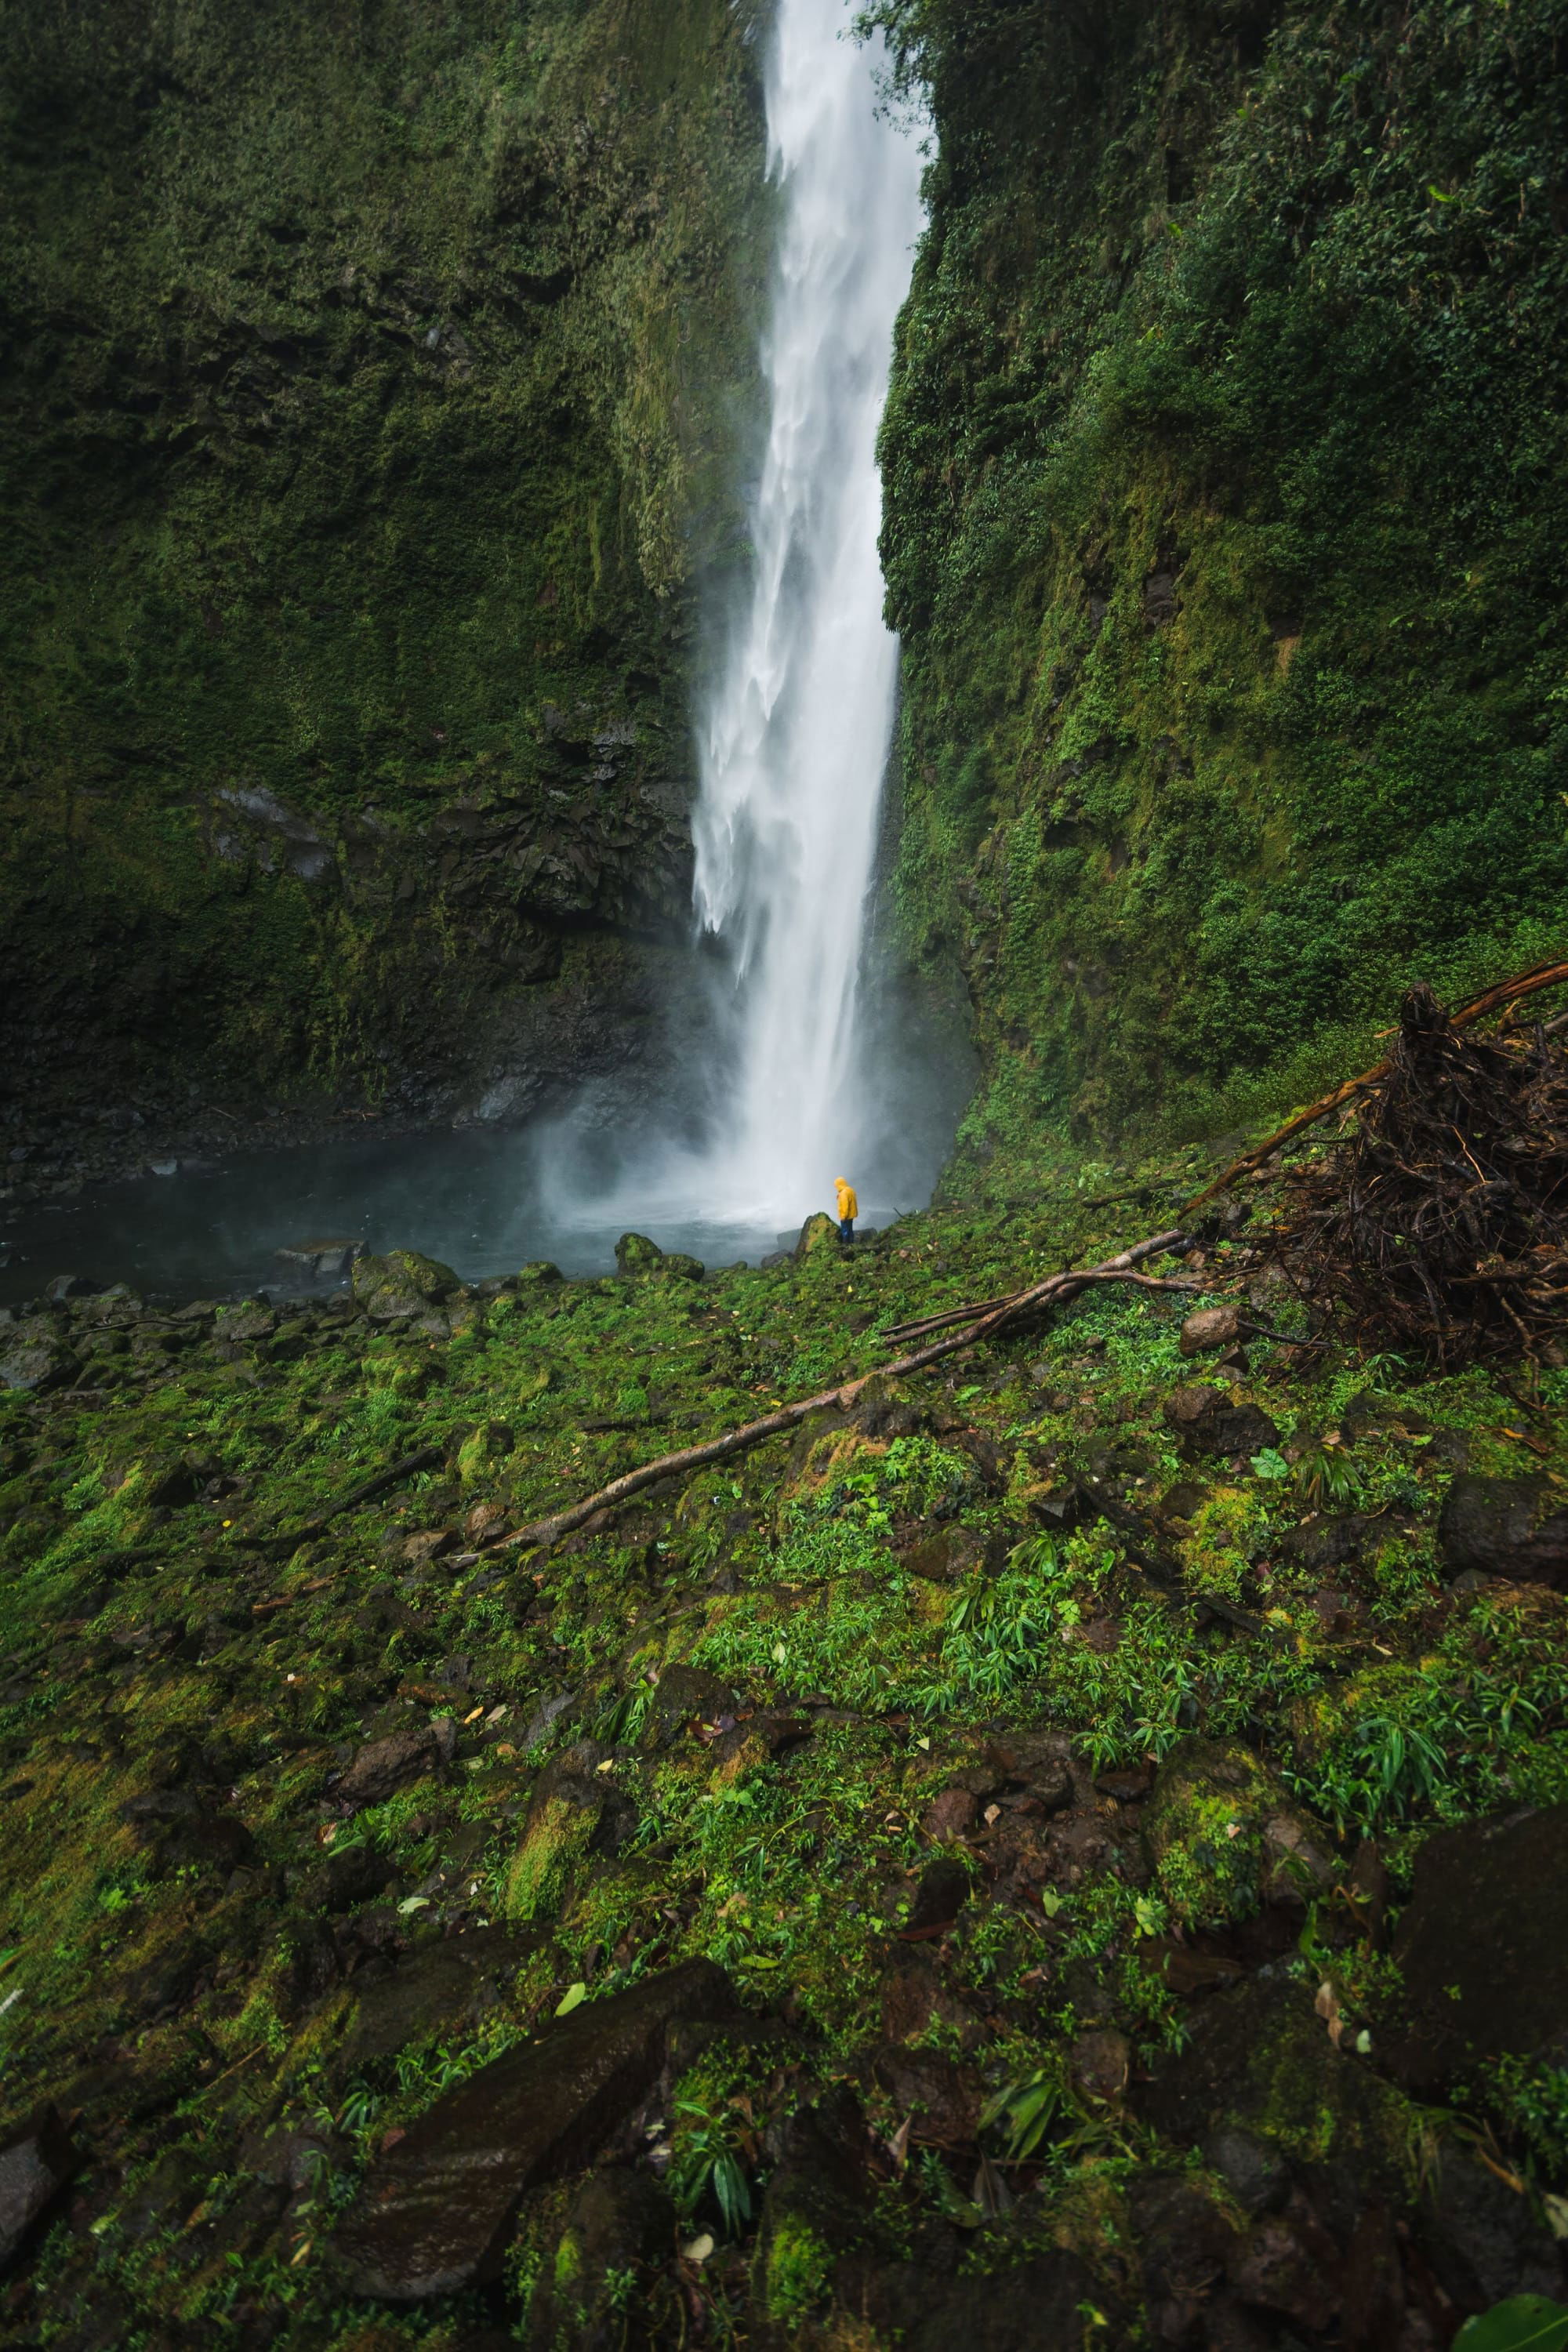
[[1183, 956, 1568, 1214], [236, 1443, 445, 1555], [477, 1232, 1189, 1559]]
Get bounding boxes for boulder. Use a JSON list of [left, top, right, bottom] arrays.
[[752, 2093, 871, 2330], [0, 1327, 78, 1394], [334, 1721, 454, 1811], [352, 1250, 463, 1322], [525, 2169, 675, 2350], [332, 1926, 536, 2075], [1180, 1305, 1247, 1357], [1163, 1385, 1281, 1460], [330, 1958, 737, 2299], [504, 1743, 636, 1922], [1412, 2142, 1567, 2308], [1138, 1976, 1414, 2238], [1142, 1738, 1336, 1930], [0, 2105, 78, 2274], [1387, 1803, 1568, 2094], [1438, 1475, 1568, 1588], [641, 1664, 736, 1749], [870, 2046, 981, 2146], [274, 1238, 365, 1277], [837, 2251, 1116, 2352], [794, 1212, 837, 1260], [213, 1300, 278, 1344], [613, 1232, 663, 1276]]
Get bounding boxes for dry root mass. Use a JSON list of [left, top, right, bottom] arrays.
[[1265, 982, 1568, 1367]]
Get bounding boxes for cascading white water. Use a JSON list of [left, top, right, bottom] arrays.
[[688, 0, 924, 1221]]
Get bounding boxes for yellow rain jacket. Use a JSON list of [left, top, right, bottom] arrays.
[[834, 1179, 858, 1221]]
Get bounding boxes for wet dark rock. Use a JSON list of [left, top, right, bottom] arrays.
[[753, 2092, 872, 2328], [1027, 1479, 1096, 1532], [838, 2250, 1116, 2352], [213, 1300, 278, 1344], [897, 1523, 994, 1582], [1069, 2026, 1132, 2103], [1142, 1737, 1336, 1928], [331, 1958, 737, 2299], [871, 2046, 981, 2146], [0, 1327, 78, 1393], [1202, 2127, 1290, 2216], [116, 1930, 211, 2024], [274, 1237, 365, 1277], [1414, 2141, 1567, 2309], [0, 2105, 78, 2274], [1280, 1512, 1376, 1573], [334, 1721, 453, 1810], [906, 1855, 971, 1933], [44, 1275, 103, 1303], [303, 1843, 398, 1915], [333, 1926, 537, 2074], [118, 1788, 256, 1873], [1138, 1976, 1412, 2231], [1124, 2172, 1241, 2325], [504, 1743, 638, 1922], [643, 1663, 735, 1747], [1438, 1474, 1568, 1587], [1387, 1802, 1568, 2093], [1226, 2200, 1341, 2332], [1163, 1385, 1280, 1460], [526, 2169, 675, 2350]]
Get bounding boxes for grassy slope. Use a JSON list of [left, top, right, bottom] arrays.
[[872, 0, 1568, 1187], [0, 0, 764, 1115], [2, 1162, 1565, 2340]]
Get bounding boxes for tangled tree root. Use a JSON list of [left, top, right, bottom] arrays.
[[1265, 982, 1568, 1368]]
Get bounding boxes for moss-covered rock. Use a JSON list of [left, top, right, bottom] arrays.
[[1142, 1737, 1336, 1930]]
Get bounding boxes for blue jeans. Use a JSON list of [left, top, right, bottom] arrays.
[[838, 1218, 854, 1245]]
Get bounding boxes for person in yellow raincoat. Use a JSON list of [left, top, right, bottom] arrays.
[[834, 1177, 858, 1247]]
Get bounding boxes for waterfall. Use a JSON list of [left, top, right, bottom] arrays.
[[688, 0, 924, 1222]]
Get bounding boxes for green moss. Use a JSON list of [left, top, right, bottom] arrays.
[[760, 2214, 834, 2328], [871, 0, 1568, 1167], [503, 1791, 596, 1925], [0, 0, 767, 1109]]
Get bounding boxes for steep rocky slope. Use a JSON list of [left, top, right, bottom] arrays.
[[874, 0, 1568, 1176], [0, 0, 764, 1131]]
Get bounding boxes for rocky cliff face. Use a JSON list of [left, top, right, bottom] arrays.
[[0, 0, 765, 1131], [874, 0, 1568, 1181]]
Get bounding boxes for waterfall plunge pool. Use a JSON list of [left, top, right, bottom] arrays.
[[0, 1126, 906, 1308]]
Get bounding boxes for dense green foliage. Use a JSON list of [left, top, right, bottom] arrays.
[[869, 0, 1568, 1174], [0, 0, 764, 1112]]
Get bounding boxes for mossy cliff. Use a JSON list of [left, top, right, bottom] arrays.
[[873, 0, 1568, 1177], [0, 0, 764, 1123]]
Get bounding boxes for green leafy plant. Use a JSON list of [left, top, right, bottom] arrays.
[[1454, 2297, 1568, 2352], [670, 2097, 753, 2238]]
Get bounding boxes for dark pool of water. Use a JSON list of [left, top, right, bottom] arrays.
[[0, 1127, 894, 1307]]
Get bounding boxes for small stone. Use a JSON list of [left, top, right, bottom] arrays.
[[1069, 2027, 1131, 2104], [1179, 1305, 1245, 1357], [920, 1786, 980, 1842]]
